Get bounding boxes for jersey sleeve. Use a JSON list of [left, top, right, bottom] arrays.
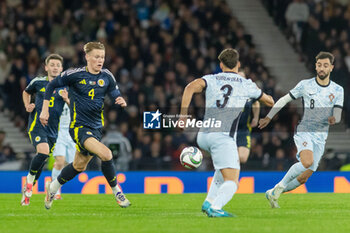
[[201, 75, 211, 89], [44, 71, 74, 101], [57, 70, 76, 86], [24, 78, 38, 94], [334, 86, 344, 108], [106, 70, 121, 99], [289, 80, 304, 99], [246, 79, 263, 100]]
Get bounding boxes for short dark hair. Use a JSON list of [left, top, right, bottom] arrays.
[[45, 54, 63, 65], [316, 51, 334, 64], [218, 48, 239, 69]]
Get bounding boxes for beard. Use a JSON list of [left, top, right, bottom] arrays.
[[317, 71, 329, 80]]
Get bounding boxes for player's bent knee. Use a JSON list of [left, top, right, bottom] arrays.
[[99, 150, 113, 161], [72, 164, 87, 172], [72, 161, 88, 172], [239, 155, 248, 164], [36, 144, 50, 155], [301, 160, 314, 169], [54, 163, 64, 170]]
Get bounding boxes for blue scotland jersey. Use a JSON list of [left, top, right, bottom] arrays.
[[289, 77, 344, 142], [52, 67, 120, 129], [25, 76, 66, 138], [200, 72, 262, 137]]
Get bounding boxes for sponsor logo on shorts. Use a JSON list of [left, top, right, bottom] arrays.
[[303, 141, 308, 147], [35, 136, 41, 142], [86, 131, 93, 135]]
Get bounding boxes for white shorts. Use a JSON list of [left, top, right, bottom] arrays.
[[294, 132, 325, 171], [53, 128, 76, 163], [197, 132, 240, 170]]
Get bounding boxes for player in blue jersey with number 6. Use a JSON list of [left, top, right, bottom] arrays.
[[40, 42, 130, 209], [259, 52, 344, 208], [179, 49, 274, 217]]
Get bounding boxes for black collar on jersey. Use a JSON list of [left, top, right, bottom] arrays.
[[223, 71, 238, 74], [315, 77, 330, 87]]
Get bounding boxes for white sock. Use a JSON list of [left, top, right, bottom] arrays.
[[51, 168, 62, 194], [111, 184, 122, 195], [49, 179, 62, 194], [206, 170, 224, 203], [283, 178, 301, 193], [211, 181, 237, 210], [51, 168, 62, 181], [279, 162, 306, 187], [27, 174, 35, 184]]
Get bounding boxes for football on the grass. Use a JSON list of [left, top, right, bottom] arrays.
[[180, 146, 203, 169]]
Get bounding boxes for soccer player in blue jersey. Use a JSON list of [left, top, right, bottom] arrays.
[[259, 52, 344, 208], [21, 54, 68, 206], [179, 49, 274, 217], [237, 69, 260, 163], [40, 42, 130, 209]]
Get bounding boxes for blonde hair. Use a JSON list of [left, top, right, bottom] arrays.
[[45, 54, 63, 65], [83, 42, 105, 54]]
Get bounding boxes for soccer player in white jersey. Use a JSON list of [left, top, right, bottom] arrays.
[[179, 49, 274, 217], [52, 103, 76, 200], [259, 51, 344, 208]]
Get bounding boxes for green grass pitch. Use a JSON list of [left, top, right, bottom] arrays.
[[1, 193, 350, 233]]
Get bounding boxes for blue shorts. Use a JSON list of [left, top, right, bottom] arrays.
[[69, 126, 102, 156], [294, 132, 325, 171], [197, 132, 240, 170], [236, 130, 251, 149], [28, 128, 56, 154]]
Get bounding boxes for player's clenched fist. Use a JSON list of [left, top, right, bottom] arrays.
[[328, 116, 336, 125], [39, 110, 49, 126], [115, 96, 127, 107], [258, 117, 271, 129], [25, 103, 35, 113]]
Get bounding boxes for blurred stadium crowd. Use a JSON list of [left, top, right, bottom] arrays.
[[0, 0, 348, 171]]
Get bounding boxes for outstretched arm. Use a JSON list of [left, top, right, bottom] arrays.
[[180, 78, 206, 117], [22, 91, 35, 113], [40, 78, 64, 126], [250, 101, 260, 128], [258, 93, 293, 129], [258, 93, 274, 107], [109, 89, 127, 107], [328, 107, 342, 125]]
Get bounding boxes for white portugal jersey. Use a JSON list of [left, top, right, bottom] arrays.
[[59, 103, 71, 129], [289, 77, 344, 142], [200, 72, 262, 137]]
